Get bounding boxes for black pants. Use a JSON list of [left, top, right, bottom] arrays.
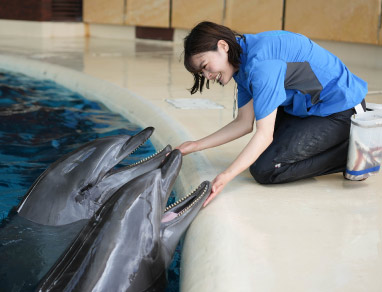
[[249, 106, 359, 184]]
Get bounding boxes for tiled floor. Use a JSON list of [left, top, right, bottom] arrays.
[[0, 34, 381, 292]]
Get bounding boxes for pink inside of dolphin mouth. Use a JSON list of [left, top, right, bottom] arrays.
[[161, 183, 209, 223], [161, 211, 178, 223]]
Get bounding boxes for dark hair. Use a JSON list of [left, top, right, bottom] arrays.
[[184, 21, 244, 94]]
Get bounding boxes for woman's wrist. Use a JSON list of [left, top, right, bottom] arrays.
[[193, 139, 203, 152], [221, 169, 235, 183]]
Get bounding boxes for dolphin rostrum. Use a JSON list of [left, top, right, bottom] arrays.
[[16, 127, 172, 226], [36, 150, 211, 292]]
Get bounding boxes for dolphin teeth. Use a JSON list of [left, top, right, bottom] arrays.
[[126, 146, 166, 168], [128, 134, 151, 156], [164, 184, 208, 217]]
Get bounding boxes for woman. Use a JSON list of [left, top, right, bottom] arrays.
[[176, 21, 367, 207]]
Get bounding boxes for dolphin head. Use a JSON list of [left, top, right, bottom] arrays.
[[113, 126, 154, 161], [117, 149, 211, 275], [16, 127, 174, 226], [80, 144, 173, 209], [160, 180, 211, 267], [158, 149, 183, 208]]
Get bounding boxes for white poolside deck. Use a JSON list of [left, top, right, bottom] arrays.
[[0, 32, 381, 292]]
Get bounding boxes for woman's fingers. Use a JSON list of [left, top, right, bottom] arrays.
[[175, 141, 197, 156], [203, 178, 225, 207]]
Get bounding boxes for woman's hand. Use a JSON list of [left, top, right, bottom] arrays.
[[175, 141, 198, 156], [203, 172, 232, 207], [202, 108, 277, 207]]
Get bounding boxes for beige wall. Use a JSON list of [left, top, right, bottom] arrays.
[[285, 0, 381, 44], [83, 0, 382, 45], [125, 0, 170, 28], [225, 0, 283, 33], [83, 0, 125, 24], [172, 0, 225, 29]]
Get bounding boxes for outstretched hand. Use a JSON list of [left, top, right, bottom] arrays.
[[175, 141, 234, 207], [175, 141, 198, 156], [203, 172, 231, 207]]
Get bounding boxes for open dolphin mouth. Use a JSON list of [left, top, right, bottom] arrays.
[[80, 145, 173, 208], [161, 181, 210, 223], [122, 145, 170, 169], [125, 136, 150, 156], [117, 127, 153, 159]]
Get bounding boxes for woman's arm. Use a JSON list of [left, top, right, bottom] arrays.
[[203, 108, 278, 207], [176, 100, 255, 155]]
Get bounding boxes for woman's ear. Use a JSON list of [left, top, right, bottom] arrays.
[[217, 40, 229, 53]]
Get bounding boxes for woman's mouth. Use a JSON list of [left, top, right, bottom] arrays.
[[214, 72, 223, 86]]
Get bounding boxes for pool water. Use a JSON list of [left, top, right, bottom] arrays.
[[0, 70, 180, 291]]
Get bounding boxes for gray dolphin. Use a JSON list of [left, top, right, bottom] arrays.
[[36, 150, 211, 292], [16, 127, 172, 226]]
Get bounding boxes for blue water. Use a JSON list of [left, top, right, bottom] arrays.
[[0, 70, 180, 291]]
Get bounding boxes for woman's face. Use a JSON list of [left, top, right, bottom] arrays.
[[190, 40, 236, 86]]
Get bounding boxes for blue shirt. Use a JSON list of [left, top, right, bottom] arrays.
[[233, 31, 368, 120]]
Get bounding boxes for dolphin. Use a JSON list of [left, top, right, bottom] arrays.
[[16, 127, 173, 226], [36, 150, 211, 292], [0, 133, 174, 291]]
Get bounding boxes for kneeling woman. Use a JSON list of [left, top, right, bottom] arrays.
[[176, 21, 367, 207]]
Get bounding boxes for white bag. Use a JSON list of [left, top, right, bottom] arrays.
[[345, 104, 382, 180]]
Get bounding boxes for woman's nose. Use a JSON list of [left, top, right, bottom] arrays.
[[202, 69, 212, 80]]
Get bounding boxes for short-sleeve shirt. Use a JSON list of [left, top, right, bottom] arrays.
[[233, 31, 368, 120]]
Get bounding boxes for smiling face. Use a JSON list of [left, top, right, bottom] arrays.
[[190, 40, 236, 86]]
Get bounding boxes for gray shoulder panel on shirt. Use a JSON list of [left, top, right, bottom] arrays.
[[284, 62, 323, 105]]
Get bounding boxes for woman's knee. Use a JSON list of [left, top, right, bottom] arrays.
[[249, 161, 273, 184]]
